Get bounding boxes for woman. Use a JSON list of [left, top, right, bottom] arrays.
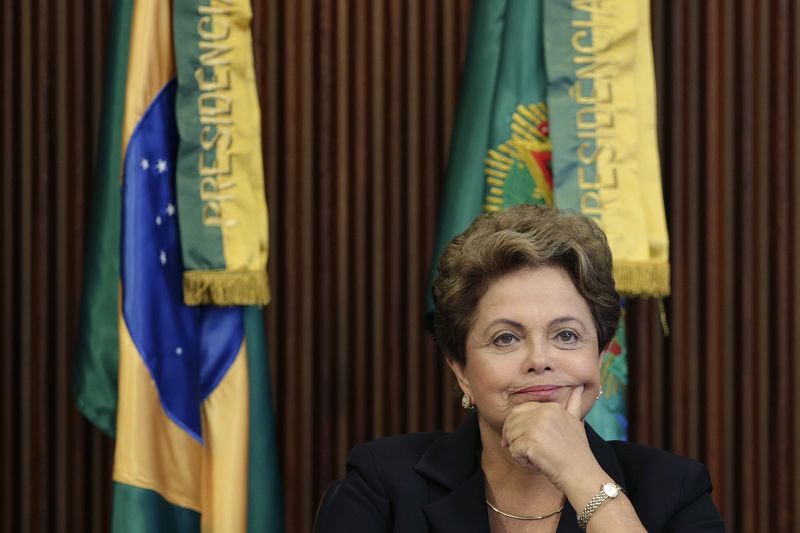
[[315, 205, 724, 532]]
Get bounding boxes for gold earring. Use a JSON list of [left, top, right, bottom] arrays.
[[461, 393, 475, 410], [596, 386, 604, 401]]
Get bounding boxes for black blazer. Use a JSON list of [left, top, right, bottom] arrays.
[[315, 414, 724, 532]]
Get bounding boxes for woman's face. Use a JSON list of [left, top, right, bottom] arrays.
[[449, 265, 604, 437]]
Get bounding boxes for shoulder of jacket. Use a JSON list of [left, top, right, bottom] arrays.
[[608, 440, 705, 470], [607, 440, 711, 492], [346, 431, 450, 471]]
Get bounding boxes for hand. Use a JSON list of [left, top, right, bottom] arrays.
[[500, 386, 602, 491]]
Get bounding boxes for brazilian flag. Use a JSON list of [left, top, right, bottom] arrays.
[[428, 0, 669, 441], [72, 0, 283, 530]]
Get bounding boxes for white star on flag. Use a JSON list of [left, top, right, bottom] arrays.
[[156, 159, 168, 173], [166, 203, 175, 216], [140, 158, 150, 170], [159, 250, 167, 265], [155, 215, 162, 226], [175, 347, 183, 355]]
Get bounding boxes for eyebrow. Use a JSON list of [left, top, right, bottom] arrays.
[[481, 316, 588, 334], [548, 316, 586, 328], [485, 316, 585, 328], [484, 318, 525, 331]]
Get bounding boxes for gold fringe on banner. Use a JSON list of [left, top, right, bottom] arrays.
[[183, 271, 271, 306], [613, 260, 671, 298]]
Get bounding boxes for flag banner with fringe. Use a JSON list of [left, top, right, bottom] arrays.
[[174, 0, 270, 306], [545, 0, 669, 297], [72, 0, 283, 530], [427, 0, 668, 441]]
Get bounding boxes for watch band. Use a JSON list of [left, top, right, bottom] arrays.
[[577, 482, 623, 530]]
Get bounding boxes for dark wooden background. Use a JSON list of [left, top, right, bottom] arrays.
[[1, 0, 798, 532]]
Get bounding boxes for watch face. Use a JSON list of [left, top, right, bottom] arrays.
[[602, 483, 619, 498]]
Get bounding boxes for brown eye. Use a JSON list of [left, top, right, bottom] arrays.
[[493, 332, 518, 347], [555, 330, 579, 344]]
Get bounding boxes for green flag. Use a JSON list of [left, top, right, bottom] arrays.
[[428, 0, 667, 441]]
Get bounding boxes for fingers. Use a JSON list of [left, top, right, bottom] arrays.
[[566, 385, 584, 418]]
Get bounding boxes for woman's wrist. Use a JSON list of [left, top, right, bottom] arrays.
[[561, 465, 612, 513]]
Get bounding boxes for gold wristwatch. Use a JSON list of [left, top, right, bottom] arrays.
[[577, 482, 623, 530]]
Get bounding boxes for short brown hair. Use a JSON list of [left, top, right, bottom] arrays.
[[432, 204, 620, 365]]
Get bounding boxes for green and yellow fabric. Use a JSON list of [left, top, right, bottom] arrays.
[[428, 0, 668, 440], [174, 0, 270, 306], [72, 0, 283, 531]]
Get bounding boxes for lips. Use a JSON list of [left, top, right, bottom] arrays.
[[513, 385, 566, 400]]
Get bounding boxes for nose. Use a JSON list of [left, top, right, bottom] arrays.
[[523, 336, 552, 374]]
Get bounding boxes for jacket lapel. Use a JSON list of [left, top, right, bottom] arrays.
[[415, 413, 490, 533], [422, 469, 489, 533]]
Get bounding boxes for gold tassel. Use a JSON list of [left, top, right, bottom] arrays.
[[183, 270, 271, 306], [613, 260, 671, 298], [657, 298, 670, 337]]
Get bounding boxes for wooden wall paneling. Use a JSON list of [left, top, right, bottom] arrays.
[[1, 0, 17, 530], [771, 3, 794, 531], [702, 0, 724, 519], [793, 0, 800, 523], [664, 0, 690, 458], [19, 0, 35, 530], [738, 0, 759, 530], [251, 2, 472, 530], [351, 0, 370, 462], [420, 0, 440, 434], [439, 0, 459, 437], [685, 0, 703, 463], [333, 0, 352, 481], [627, 300, 664, 449], [372, 0, 389, 441], [384, 2, 404, 435], [315, 0, 335, 497], [55, 0, 71, 529], [751, 1, 771, 530], [720, 0, 740, 530], [0, 0, 115, 531], [643, 0, 667, 454], [405, 0, 422, 435], [645, 0, 800, 529], [300, 0, 316, 522], [723, 0, 738, 521]]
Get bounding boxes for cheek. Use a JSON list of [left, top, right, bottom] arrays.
[[467, 360, 516, 398], [566, 353, 603, 385]]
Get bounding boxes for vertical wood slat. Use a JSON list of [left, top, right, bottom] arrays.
[[771, 3, 792, 531], [19, 0, 35, 530], [686, 0, 702, 462], [405, 0, 422, 434], [315, 0, 335, 495], [755, 3, 771, 531], [793, 1, 800, 523], [0, 1, 116, 532], [54, 0, 70, 530], [369, 0, 386, 441], [300, 0, 316, 525], [0, 0, 17, 531], [2, 1, 799, 532], [739, 0, 758, 530], [640, 1, 800, 530], [666, 0, 688, 457], [333, 0, 351, 480], [350, 0, 370, 467], [702, 0, 730, 519]]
